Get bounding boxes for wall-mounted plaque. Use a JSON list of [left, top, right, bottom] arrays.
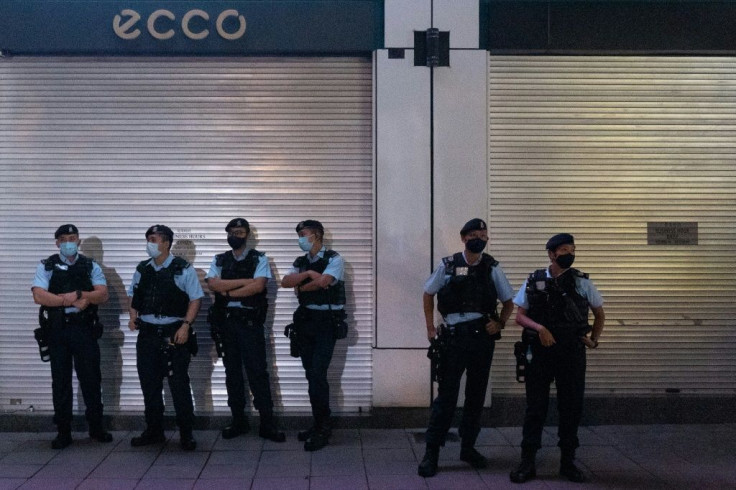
[[647, 222, 698, 245]]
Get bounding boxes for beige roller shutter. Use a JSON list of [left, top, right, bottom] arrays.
[[488, 56, 736, 395], [0, 57, 373, 414]]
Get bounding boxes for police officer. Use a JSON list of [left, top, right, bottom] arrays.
[[418, 218, 514, 477], [510, 233, 605, 483], [281, 220, 346, 451], [127, 225, 204, 450], [31, 224, 112, 449], [205, 218, 285, 442]]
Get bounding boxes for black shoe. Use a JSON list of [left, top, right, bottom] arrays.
[[560, 461, 586, 483], [298, 425, 331, 442], [221, 419, 250, 440], [303, 429, 329, 451], [180, 434, 197, 451], [417, 447, 439, 477], [51, 431, 73, 450], [89, 428, 113, 443], [130, 429, 166, 447], [510, 459, 536, 483], [259, 424, 286, 443], [460, 447, 488, 469]]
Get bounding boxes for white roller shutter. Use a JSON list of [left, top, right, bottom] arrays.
[[488, 56, 736, 395], [0, 57, 373, 414]]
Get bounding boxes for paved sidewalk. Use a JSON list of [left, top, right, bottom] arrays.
[[0, 424, 733, 489]]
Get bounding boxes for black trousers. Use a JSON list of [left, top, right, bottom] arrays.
[[521, 338, 586, 452], [220, 309, 274, 417], [48, 317, 103, 429], [295, 309, 337, 426], [425, 320, 496, 448], [136, 323, 194, 432]]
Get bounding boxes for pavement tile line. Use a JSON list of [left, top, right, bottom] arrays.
[[0, 425, 733, 489]]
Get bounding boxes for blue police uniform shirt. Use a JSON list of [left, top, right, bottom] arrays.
[[127, 254, 205, 324], [32, 253, 107, 314], [513, 267, 604, 310], [287, 246, 345, 311], [205, 249, 271, 308], [424, 251, 515, 326]]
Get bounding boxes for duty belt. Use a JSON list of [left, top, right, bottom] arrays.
[[444, 317, 487, 337], [138, 320, 182, 336]]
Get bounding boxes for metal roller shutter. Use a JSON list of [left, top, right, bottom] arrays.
[[488, 56, 736, 395], [0, 56, 373, 414]]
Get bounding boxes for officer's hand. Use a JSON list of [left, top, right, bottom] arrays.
[[538, 326, 556, 347], [72, 298, 90, 311], [128, 319, 138, 331], [426, 324, 437, 341], [581, 336, 598, 349], [307, 270, 321, 280], [207, 277, 223, 290], [174, 324, 189, 345], [485, 319, 502, 336], [59, 291, 77, 305]]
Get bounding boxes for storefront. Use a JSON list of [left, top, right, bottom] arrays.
[[0, 0, 382, 415]]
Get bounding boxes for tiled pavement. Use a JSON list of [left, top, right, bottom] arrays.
[[0, 424, 734, 489]]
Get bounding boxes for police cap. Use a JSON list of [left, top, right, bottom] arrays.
[[460, 218, 487, 236], [55, 224, 79, 239], [145, 224, 174, 243], [296, 219, 324, 235], [226, 218, 250, 233], [546, 233, 575, 251]]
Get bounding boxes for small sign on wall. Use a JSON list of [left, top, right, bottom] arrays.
[[647, 222, 698, 245]]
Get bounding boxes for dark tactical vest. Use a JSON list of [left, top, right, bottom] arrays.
[[131, 256, 190, 318], [44, 254, 94, 295], [436, 252, 499, 317], [293, 250, 346, 307], [213, 249, 268, 310], [525, 267, 591, 337]]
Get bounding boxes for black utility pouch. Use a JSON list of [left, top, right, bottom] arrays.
[[284, 323, 300, 358]]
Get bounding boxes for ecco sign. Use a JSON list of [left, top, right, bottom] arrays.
[[113, 9, 246, 41]]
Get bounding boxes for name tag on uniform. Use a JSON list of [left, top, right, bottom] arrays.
[[55, 264, 69, 271], [456, 267, 469, 276], [535, 280, 546, 291]]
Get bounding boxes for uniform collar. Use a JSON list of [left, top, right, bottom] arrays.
[[308, 246, 327, 262], [148, 254, 174, 270], [58, 253, 78, 266], [462, 250, 482, 266], [231, 248, 251, 261]]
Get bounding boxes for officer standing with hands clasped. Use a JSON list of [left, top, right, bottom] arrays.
[[205, 218, 285, 442], [418, 218, 514, 477], [128, 225, 204, 450], [32, 224, 112, 449], [281, 220, 347, 452], [510, 233, 605, 484]]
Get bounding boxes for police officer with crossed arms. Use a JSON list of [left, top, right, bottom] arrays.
[[128, 225, 203, 450], [205, 218, 285, 442], [510, 233, 605, 483], [32, 224, 112, 449], [418, 218, 514, 477]]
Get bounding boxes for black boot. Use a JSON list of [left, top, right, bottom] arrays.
[[51, 427, 73, 450], [179, 428, 197, 451], [560, 449, 586, 483], [510, 449, 537, 483], [89, 421, 113, 443], [131, 428, 166, 447], [303, 426, 330, 451], [460, 446, 489, 469], [259, 412, 286, 443], [417, 445, 440, 477], [221, 416, 250, 440]]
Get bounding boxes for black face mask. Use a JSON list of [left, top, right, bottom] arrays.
[[466, 238, 487, 254], [555, 253, 575, 269], [227, 235, 246, 250]]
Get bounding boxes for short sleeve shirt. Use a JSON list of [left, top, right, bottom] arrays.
[[32, 253, 107, 313], [127, 254, 205, 324], [205, 249, 271, 308], [424, 251, 515, 325], [513, 267, 604, 310]]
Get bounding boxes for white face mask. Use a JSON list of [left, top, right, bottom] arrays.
[[146, 241, 162, 259]]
